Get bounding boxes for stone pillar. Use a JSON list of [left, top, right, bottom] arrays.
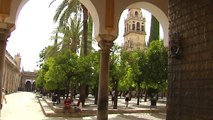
[[97, 34, 115, 120], [0, 23, 10, 103]]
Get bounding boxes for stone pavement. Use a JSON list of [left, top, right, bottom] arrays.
[[0, 92, 166, 120]]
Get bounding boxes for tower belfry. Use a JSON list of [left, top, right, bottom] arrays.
[[123, 8, 146, 51]]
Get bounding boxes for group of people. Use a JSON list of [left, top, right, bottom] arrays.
[[111, 90, 131, 108], [63, 97, 82, 114]]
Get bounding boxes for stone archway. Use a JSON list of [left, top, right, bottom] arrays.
[[21, 71, 37, 91], [15, 0, 168, 46], [24, 79, 35, 91], [78, 0, 100, 38], [25, 80, 31, 91]]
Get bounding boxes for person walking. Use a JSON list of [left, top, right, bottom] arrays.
[[111, 90, 115, 105], [125, 91, 130, 108], [0, 88, 7, 116]]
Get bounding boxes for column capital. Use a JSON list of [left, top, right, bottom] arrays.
[[0, 28, 10, 43], [97, 34, 117, 42], [0, 22, 13, 43], [98, 40, 114, 52], [97, 34, 117, 52]]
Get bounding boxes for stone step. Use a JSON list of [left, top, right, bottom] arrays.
[[37, 97, 56, 117]]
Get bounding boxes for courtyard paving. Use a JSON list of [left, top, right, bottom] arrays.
[[0, 92, 166, 120]]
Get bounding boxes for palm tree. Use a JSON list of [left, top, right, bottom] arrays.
[[49, 0, 93, 106], [51, 0, 81, 27], [50, 0, 93, 54], [47, 15, 82, 56]]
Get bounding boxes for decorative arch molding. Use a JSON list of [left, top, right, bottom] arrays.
[[15, 0, 29, 23], [13, 0, 168, 47], [79, 0, 100, 38], [15, 0, 101, 41], [25, 79, 35, 84]]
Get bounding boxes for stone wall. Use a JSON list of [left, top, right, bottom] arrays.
[[3, 51, 21, 94], [167, 0, 213, 119]]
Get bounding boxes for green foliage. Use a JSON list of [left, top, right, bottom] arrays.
[[36, 48, 100, 91], [118, 40, 168, 93], [36, 0, 94, 93], [119, 50, 142, 90], [51, 0, 81, 27], [147, 87, 159, 98], [109, 44, 124, 90], [145, 40, 168, 89], [36, 62, 49, 89], [148, 15, 159, 46], [76, 54, 97, 85], [36, 50, 79, 91]]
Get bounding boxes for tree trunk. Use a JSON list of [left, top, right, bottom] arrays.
[[82, 4, 88, 56], [94, 86, 98, 104], [80, 83, 86, 106], [88, 15, 93, 53], [79, 4, 89, 107], [113, 80, 118, 109], [137, 81, 141, 105], [144, 87, 147, 102]]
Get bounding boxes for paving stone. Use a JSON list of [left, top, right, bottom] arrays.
[[0, 92, 166, 120]]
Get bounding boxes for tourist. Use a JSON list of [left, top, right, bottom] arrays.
[[125, 91, 130, 108], [111, 90, 115, 105], [74, 98, 82, 113], [63, 97, 72, 114], [0, 88, 7, 116]]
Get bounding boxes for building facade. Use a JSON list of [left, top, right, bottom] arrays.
[[123, 8, 146, 51], [3, 51, 38, 93], [20, 70, 37, 91], [3, 51, 21, 94]]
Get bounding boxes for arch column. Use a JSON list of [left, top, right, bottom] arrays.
[[0, 22, 11, 102], [97, 34, 116, 120]]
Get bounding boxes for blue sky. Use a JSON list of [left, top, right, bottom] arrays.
[[7, 0, 161, 71]]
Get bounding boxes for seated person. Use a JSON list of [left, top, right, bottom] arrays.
[[74, 99, 82, 113], [63, 97, 72, 114], [52, 94, 57, 106]]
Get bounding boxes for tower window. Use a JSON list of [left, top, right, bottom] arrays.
[[129, 24, 131, 31], [137, 22, 140, 31], [135, 11, 138, 17], [132, 24, 135, 31], [141, 25, 144, 32]]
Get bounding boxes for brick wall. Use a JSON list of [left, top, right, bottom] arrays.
[[167, 0, 213, 120]]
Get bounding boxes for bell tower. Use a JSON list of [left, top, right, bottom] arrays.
[[123, 8, 146, 51]]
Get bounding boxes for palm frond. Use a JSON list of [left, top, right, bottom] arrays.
[[53, 0, 69, 23]]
